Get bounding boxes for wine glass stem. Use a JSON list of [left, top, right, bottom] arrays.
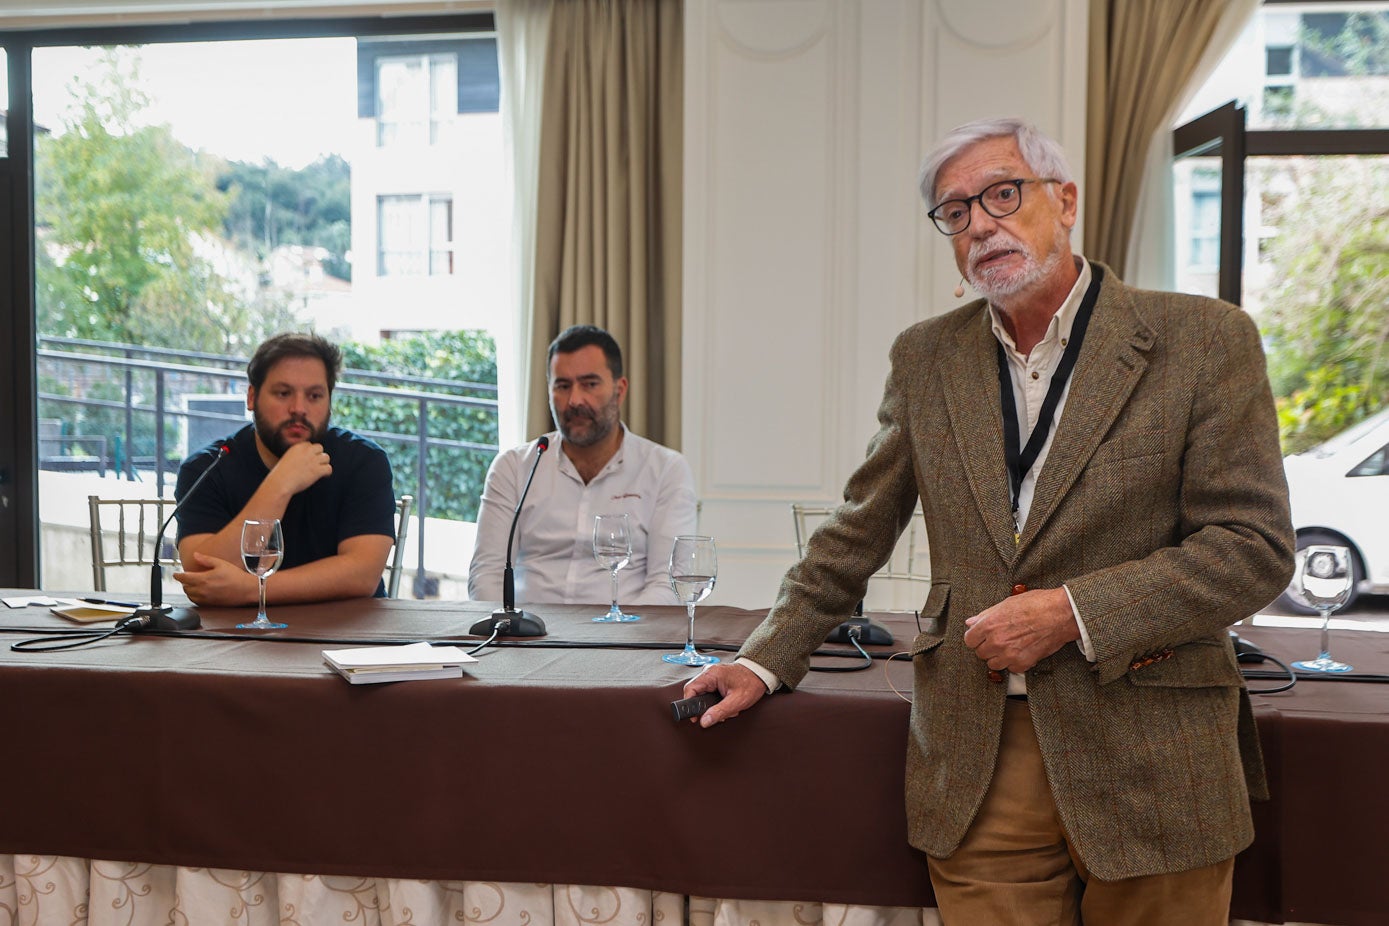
[[258, 575, 268, 621], [610, 569, 620, 613], [685, 603, 697, 650], [1318, 607, 1332, 660]]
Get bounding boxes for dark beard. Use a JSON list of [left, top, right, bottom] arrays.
[[253, 408, 329, 458], [557, 395, 620, 448]]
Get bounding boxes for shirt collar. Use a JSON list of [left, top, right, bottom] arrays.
[[988, 256, 1092, 358], [553, 422, 629, 480]]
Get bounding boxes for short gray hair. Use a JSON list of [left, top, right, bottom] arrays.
[[917, 117, 1074, 207]]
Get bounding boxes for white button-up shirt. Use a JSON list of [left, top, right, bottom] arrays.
[[468, 426, 698, 606], [991, 259, 1097, 692]]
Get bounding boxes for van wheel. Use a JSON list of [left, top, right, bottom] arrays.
[[1274, 530, 1364, 615]]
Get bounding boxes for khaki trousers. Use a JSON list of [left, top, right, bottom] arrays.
[[926, 700, 1234, 926]]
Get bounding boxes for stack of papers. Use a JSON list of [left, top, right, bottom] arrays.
[[2, 595, 58, 608], [50, 600, 136, 623], [322, 641, 476, 684]]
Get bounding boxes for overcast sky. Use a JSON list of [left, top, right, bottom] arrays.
[[27, 37, 358, 169]]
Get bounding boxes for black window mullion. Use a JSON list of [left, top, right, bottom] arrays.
[[0, 39, 39, 587]]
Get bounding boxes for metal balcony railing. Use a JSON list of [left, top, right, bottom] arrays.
[[37, 336, 499, 597]]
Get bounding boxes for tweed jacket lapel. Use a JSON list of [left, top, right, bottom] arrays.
[[939, 306, 1019, 565], [1019, 269, 1156, 552]]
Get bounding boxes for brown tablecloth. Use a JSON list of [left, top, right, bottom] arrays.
[[1, 594, 1386, 925]]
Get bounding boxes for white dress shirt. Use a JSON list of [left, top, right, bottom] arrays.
[[990, 258, 1096, 692], [468, 425, 698, 606]]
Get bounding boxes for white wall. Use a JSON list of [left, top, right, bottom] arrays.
[[682, 0, 1089, 607]]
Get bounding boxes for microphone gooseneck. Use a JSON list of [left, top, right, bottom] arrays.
[[472, 436, 550, 637], [132, 439, 231, 632]]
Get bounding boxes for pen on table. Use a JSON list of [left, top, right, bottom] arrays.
[[80, 597, 141, 607]]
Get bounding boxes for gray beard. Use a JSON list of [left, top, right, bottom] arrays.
[[967, 238, 1065, 306]]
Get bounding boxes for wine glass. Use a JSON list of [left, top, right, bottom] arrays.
[[593, 513, 640, 622], [1291, 544, 1354, 673], [663, 535, 719, 666], [237, 519, 286, 630]]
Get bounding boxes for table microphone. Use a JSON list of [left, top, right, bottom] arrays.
[[470, 435, 549, 637], [124, 439, 230, 633]]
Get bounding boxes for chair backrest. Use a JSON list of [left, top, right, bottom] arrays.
[[91, 493, 417, 598], [790, 502, 930, 610], [88, 495, 179, 592], [387, 494, 414, 598]]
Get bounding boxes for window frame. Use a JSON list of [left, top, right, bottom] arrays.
[[0, 11, 494, 587], [374, 50, 460, 148], [376, 192, 455, 277]]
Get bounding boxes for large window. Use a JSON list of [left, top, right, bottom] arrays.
[[1174, 2, 1389, 454], [2, 14, 507, 596]]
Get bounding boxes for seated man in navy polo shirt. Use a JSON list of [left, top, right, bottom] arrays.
[[173, 332, 397, 606]]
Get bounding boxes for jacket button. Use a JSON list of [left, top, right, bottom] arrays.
[[987, 669, 1005, 684], [1011, 584, 1027, 596]]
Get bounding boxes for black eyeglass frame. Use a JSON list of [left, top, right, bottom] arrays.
[[927, 177, 1063, 236]]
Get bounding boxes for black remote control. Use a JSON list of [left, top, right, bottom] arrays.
[[671, 692, 722, 723]]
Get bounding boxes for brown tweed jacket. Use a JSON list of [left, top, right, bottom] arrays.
[[739, 263, 1295, 881]]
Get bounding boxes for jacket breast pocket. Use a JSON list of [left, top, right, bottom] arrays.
[[1089, 426, 1168, 467]]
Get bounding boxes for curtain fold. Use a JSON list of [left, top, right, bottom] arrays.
[[497, 0, 555, 447], [1084, 0, 1258, 276], [524, 0, 684, 446]]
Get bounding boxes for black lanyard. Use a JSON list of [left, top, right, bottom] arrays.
[[996, 264, 1104, 541]]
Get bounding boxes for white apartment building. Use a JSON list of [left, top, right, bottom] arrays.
[[342, 32, 507, 345]]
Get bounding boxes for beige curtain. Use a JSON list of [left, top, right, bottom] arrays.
[[1084, 0, 1256, 272], [497, 0, 555, 448], [523, 0, 684, 446]]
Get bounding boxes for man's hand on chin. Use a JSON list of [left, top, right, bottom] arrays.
[[174, 551, 258, 606], [268, 440, 333, 496]]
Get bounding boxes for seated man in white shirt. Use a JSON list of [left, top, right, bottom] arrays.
[[468, 325, 697, 606]]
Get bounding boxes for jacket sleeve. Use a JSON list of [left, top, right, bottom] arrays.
[[1066, 304, 1296, 683]]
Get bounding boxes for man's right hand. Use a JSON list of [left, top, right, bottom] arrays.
[[268, 441, 333, 496], [682, 663, 767, 728]]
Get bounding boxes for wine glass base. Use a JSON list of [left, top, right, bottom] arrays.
[[1292, 657, 1353, 673], [662, 651, 719, 666], [593, 612, 641, 622], [236, 619, 287, 630]]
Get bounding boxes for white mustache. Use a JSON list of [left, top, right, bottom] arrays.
[[968, 233, 1025, 266]]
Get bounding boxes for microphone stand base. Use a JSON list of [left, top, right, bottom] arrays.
[[825, 616, 893, 647], [132, 605, 202, 632], [471, 608, 547, 637]]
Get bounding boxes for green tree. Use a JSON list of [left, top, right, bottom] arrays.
[[35, 48, 301, 466], [1259, 157, 1389, 453], [36, 50, 233, 348], [1301, 12, 1389, 78], [335, 331, 499, 521], [218, 154, 352, 280]]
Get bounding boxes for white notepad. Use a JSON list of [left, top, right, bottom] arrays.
[[322, 641, 476, 684]]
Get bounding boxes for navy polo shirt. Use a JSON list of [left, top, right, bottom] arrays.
[[175, 424, 396, 595]]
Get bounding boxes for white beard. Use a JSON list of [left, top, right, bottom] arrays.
[[966, 228, 1067, 305]]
